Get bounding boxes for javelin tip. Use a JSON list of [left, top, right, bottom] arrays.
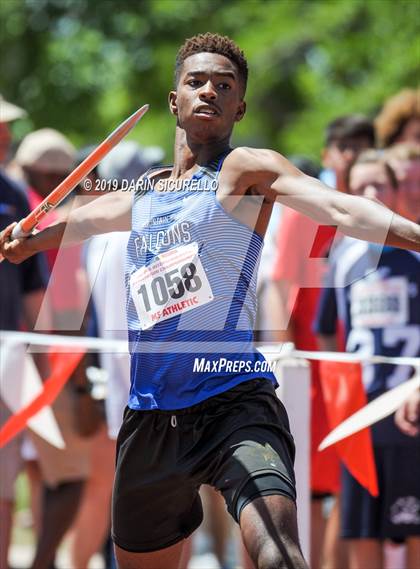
[[134, 104, 150, 120]]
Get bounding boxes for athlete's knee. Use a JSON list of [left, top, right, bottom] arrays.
[[256, 540, 308, 569], [258, 543, 286, 569], [240, 495, 308, 568]]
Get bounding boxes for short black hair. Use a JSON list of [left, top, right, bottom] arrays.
[[325, 115, 375, 147], [175, 33, 248, 95]]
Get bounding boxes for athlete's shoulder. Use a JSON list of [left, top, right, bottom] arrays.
[[223, 146, 288, 172], [219, 147, 294, 196]]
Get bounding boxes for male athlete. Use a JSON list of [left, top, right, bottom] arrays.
[[1, 34, 420, 569]]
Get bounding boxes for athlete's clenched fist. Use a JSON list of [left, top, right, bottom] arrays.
[[0, 222, 34, 264]]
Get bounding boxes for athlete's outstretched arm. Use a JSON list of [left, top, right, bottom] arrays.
[[232, 148, 420, 252], [0, 190, 132, 264]]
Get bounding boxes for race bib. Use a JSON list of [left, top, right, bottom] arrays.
[[350, 276, 408, 328], [130, 242, 214, 330]]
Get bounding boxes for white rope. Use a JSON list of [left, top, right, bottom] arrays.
[[1, 331, 419, 366], [0, 331, 127, 351]]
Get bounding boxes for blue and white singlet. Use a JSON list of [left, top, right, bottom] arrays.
[[125, 152, 276, 410]]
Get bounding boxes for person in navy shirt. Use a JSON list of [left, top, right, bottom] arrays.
[[315, 150, 420, 569]]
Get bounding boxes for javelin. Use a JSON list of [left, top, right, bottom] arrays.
[[11, 104, 149, 240]]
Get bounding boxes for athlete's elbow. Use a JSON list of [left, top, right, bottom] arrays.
[[330, 204, 354, 231], [329, 193, 372, 235]]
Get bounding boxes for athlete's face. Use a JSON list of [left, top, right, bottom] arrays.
[[169, 52, 246, 143], [349, 162, 396, 210]]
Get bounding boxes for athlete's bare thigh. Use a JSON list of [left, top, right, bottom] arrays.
[[115, 539, 186, 569]]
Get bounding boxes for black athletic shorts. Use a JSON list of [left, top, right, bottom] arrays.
[[112, 378, 296, 553], [341, 445, 420, 540]]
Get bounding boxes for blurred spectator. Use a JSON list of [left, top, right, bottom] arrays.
[[0, 93, 27, 165], [0, 176, 49, 569], [321, 114, 375, 192], [385, 143, 420, 223], [388, 142, 420, 513], [395, 390, 420, 437], [0, 95, 50, 569], [269, 116, 374, 569], [314, 141, 418, 354], [314, 142, 419, 359], [316, 150, 420, 569], [14, 128, 95, 569], [15, 128, 87, 328], [375, 89, 420, 148]]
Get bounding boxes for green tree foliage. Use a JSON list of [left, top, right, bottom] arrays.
[[1, 0, 419, 160]]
